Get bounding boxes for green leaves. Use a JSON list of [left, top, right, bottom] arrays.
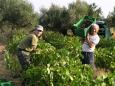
[[24, 31, 94, 86], [95, 38, 115, 71], [0, 0, 39, 29], [5, 31, 115, 86]]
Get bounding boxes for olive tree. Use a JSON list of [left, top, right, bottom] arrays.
[[0, 0, 39, 30], [68, 0, 89, 25], [39, 4, 70, 34]]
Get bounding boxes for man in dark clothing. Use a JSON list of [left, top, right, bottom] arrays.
[[16, 25, 44, 70]]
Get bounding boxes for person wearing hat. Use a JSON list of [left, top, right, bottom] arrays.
[[16, 25, 44, 70], [81, 24, 100, 70]]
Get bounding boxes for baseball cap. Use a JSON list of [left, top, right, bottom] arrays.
[[35, 25, 43, 31]]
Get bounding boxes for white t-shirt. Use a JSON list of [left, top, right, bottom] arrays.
[[82, 34, 100, 52]]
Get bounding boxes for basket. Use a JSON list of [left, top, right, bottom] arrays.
[[73, 16, 96, 38], [0, 79, 13, 86]]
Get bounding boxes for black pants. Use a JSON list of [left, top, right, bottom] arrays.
[[82, 51, 96, 69], [16, 48, 30, 70]]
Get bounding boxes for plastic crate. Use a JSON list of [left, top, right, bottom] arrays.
[[0, 79, 13, 86], [73, 16, 96, 38]]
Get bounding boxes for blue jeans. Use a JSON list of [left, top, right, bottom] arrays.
[[82, 52, 96, 69]]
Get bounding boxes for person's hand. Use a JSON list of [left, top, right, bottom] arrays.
[[31, 48, 41, 54], [86, 33, 90, 42], [30, 49, 38, 54]]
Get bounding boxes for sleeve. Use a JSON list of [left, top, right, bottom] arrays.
[[92, 36, 100, 45], [31, 35, 38, 46]]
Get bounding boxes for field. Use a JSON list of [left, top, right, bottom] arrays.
[[0, 0, 115, 85], [0, 30, 114, 86]]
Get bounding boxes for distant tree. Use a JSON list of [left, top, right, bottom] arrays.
[[106, 13, 112, 27], [111, 7, 115, 27], [39, 8, 48, 27], [39, 4, 70, 34], [39, 0, 104, 34], [87, 3, 102, 19], [106, 7, 115, 27], [68, 0, 89, 25], [0, 0, 39, 30]]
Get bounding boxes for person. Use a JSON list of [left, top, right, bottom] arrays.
[[81, 24, 100, 70], [16, 25, 44, 70]]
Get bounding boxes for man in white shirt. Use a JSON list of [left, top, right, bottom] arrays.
[[81, 24, 100, 69]]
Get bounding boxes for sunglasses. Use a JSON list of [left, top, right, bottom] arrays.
[[37, 30, 43, 32]]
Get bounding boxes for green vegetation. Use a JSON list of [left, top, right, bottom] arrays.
[[0, 0, 39, 27], [4, 31, 115, 86], [0, 0, 115, 86]]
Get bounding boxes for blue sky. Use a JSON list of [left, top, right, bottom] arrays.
[[28, 0, 115, 18]]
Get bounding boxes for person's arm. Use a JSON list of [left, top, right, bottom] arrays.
[[86, 34, 95, 48], [31, 34, 38, 52], [31, 45, 37, 51]]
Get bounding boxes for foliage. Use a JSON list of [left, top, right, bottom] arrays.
[[4, 50, 21, 77], [93, 71, 115, 86], [0, 0, 39, 29], [68, 0, 89, 25], [107, 7, 115, 27], [87, 3, 102, 19], [40, 4, 70, 34], [103, 71, 115, 86], [43, 31, 81, 49], [25, 40, 93, 86], [1, 0, 115, 85], [4, 30, 115, 86], [39, 0, 103, 34], [95, 47, 115, 71], [4, 30, 26, 76], [7, 29, 26, 53], [95, 38, 115, 71], [97, 38, 115, 48]]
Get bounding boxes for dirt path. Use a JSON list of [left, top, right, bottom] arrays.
[[0, 43, 21, 86]]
